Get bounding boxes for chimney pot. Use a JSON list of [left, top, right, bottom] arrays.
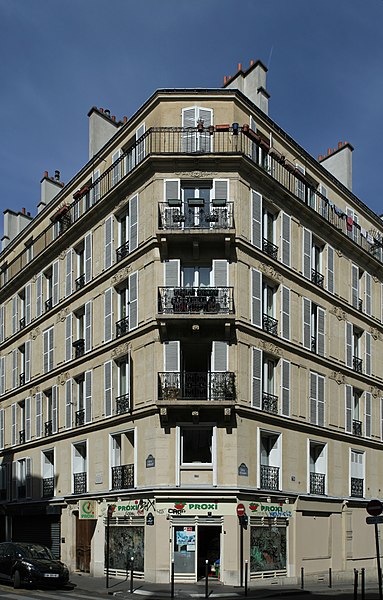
[[43, 170, 48, 178], [27, 212, 31, 217], [327, 148, 332, 155], [338, 141, 343, 149], [54, 170, 60, 181], [250, 59, 255, 66], [238, 63, 242, 71], [111, 116, 116, 122], [105, 109, 110, 117], [99, 107, 104, 113], [22, 207, 26, 215], [123, 116, 127, 124]]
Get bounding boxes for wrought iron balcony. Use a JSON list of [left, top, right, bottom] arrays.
[[158, 287, 234, 315], [353, 419, 362, 436], [358, 298, 363, 311], [75, 409, 85, 427], [353, 356, 363, 373], [19, 317, 26, 330], [311, 269, 324, 288], [262, 238, 278, 260], [116, 393, 130, 414], [73, 338, 85, 359], [18, 484, 26, 499], [351, 477, 364, 498], [116, 241, 129, 262], [159, 203, 234, 230], [260, 465, 280, 491], [0, 489, 6, 501], [158, 371, 235, 401], [111, 464, 134, 490], [116, 316, 129, 338], [73, 472, 87, 494], [310, 472, 326, 495], [75, 273, 86, 291], [311, 336, 317, 353], [19, 430, 25, 444], [43, 476, 54, 498], [262, 392, 278, 414], [45, 420, 53, 436], [19, 373, 25, 386], [45, 297, 53, 312], [262, 313, 278, 336]]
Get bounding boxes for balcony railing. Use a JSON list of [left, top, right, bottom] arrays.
[[73, 472, 87, 494], [75, 409, 85, 427], [19, 373, 25, 386], [262, 314, 278, 336], [18, 485, 26, 499], [75, 273, 86, 291], [116, 316, 129, 338], [310, 472, 326, 495], [260, 465, 280, 491], [311, 269, 324, 288], [351, 477, 364, 498], [116, 393, 130, 414], [262, 392, 278, 414], [19, 430, 25, 444], [73, 338, 85, 359], [116, 241, 130, 262], [353, 356, 363, 373], [311, 336, 317, 353], [45, 420, 53, 436], [262, 238, 278, 260], [353, 419, 362, 436], [19, 317, 26, 330], [45, 297, 53, 312], [111, 464, 134, 490], [43, 476, 54, 498], [158, 287, 234, 315], [159, 203, 234, 230], [358, 298, 363, 311], [158, 371, 235, 401]]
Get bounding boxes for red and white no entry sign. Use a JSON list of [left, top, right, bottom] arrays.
[[236, 503, 245, 517]]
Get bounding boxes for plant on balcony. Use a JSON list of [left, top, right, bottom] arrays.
[[163, 386, 181, 400]]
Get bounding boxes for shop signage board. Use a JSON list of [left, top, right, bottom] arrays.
[[79, 500, 97, 520], [366, 516, 383, 525], [156, 500, 293, 518]]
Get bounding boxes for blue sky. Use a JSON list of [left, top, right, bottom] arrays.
[[1, 0, 383, 233]]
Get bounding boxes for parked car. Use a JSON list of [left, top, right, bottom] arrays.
[[0, 542, 69, 588]]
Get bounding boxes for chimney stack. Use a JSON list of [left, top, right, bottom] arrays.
[[223, 59, 270, 115], [38, 170, 63, 213], [87, 106, 120, 159], [319, 141, 354, 191]]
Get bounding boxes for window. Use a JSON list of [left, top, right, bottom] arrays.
[[309, 372, 325, 427], [0, 463, 8, 500], [115, 272, 138, 338], [303, 299, 325, 356], [309, 441, 327, 495], [105, 215, 114, 269], [72, 302, 92, 357], [350, 450, 364, 498], [351, 264, 363, 311], [346, 207, 359, 243], [345, 386, 371, 437], [43, 327, 54, 373], [12, 457, 31, 499], [17, 285, 31, 330], [72, 442, 87, 494], [110, 431, 135, 490], [112, 149, 122, 186], [116, 356, 130, 414], [259, 431, 281, 491], [302, 228, 324, 287], [42, 450, 54, 498], [74, 241, 85, 291], [11, 398, 31, 445], [182, 107, 213, 153], [42, 386, 58, 436], [252, 270, 286, 338], [251, 191, 279, 260], [18, 341, 31, 386], [181, 427, 213, 465], [252, 348, 290, 416], [345, 323, 366, 373]]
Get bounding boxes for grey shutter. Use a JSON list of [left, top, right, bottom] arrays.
[[25, 284, 31, 324], [351, 264, 359, 309], [212, 341, 227, 371], [164, 180, 181, 228], [365, 273, 372, 316], [345, 322, 353, 368], [213, 179, 228, 201], [84, 232, 92, 283], [52, 385, 58, 434], [136, 124, 146, 162], [65, 380, 72, 429], [251, 268, 262, 328], [317, 376, 325, 426], [317, 307, 326, 357], [281, 212, 291, 266], [85, 301, 92, 352], [251, 190, 262, 249], [0, 356, 5, 395], [365, 332, 372, 376], [36, 273, 43, 317], [12, 296, 18, 334], [310, 372, 317, 424], [12, 349, 18, 389], [0, 409, 4, 450], [281, 286, 290, 340], [0, 304, 4, 342], [252, 347, 262, 409], [104, 216, 114, 270], [281, 360, 290, 416], [212, 260, 228, 286], [104, 361, 113, 417], [302, 228, 312, 280], [129, 271, 138, 330], [25, 340, 31, 383], [129, 195, 138, 252], [25, 457, 32, 498], [11, 403, 17, 446], [104, 288, 113, 343], [43, 327, 54, 373], [12, 461, 17, 499], [345, 385, 352, 433], [25, 397, 31, 442], [164, 260, 180, 287], [65, 314, 72, 362], [35, 392, 42, 438], [365, 392, 372, 438], [65, 249, 73, 297], [303, 298, 312, 350], [165, 179, 181, 202], [52, 260, 59, 306], [85, 370, 92, 424], [381, 398, 383, 440], [327, 245, 334, 294], [164, 341, 180, 371]]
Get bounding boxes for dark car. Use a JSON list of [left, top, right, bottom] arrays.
[[0, 542, 69, 589]]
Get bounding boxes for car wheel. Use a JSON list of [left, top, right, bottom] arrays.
[[13, 570, 21, 589]]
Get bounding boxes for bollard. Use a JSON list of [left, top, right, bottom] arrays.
[[353, 568, 358, 600], [171, 559, 174, 599], [361, 567, 365, 600], [328, 567, 332, 588], [301, 566, 304, 590], [205, 559, 209, 598], [244, 560, 248, 596], [130, 556, 134, 594]]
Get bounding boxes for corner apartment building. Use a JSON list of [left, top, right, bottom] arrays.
[[0, 59, 382, 585]]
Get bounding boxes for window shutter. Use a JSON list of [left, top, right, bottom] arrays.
[[327, 245, 334, 294], [25, 397, 31, 442], [104, 288, 113, 343], [365, 273, 372, 316], [136, 124, 146, 162], [85, 370, 92, 424], [129, 195, 138, 252], [25, 284, 31, 324], [281, 286, 290, 340], [251, 190, 262, 249], [317, 307, 326, 357], [43, 327, 54, 373], [65, 379, 72, 429], [52, 260, 60, 306], [281, 212, 291, 266], [0, 409, 4, 450], [303, 298, 312, 350], [213, 179, 229, 202], [302, 228, 312, 280], [85, 301, 92, 352], [0, 356, 5, 395], [12, 296, 18, 335], [212, 341, 227, 372], [112, 150, 121, 185], [182, 107, 197, 152], [0, 304, 4, 342], [281, 360, 290, 417], [52, 385, 58, 434], [25, 457, 32, 498], [65, 249, 73, 297], [251, 268, 262, 328], [11, 461, 17, 500], [351, 264, 359, 309], [36, 273, 43, 317], [365, 331, 372, 376], [252, 347, 262, 409], [164, 260, 180, 287], [104, 216, 114, 270], [309, 372, 317, 424], [129, 271, 138, 330], [11, 403, 17, 446], [12, 349, 18, 389], [35, 392, 42, 439], [84, 232, 92, 284], [318, 375, 325, 426], [381, 398, 383, 440], [164, 341, 180, 371], [365, 392, 372, 438], [25, 340, 31, 383], [345, 385, 353, 433], [212, 260, 228, 287], [65, 314, 72, 362], [104, 361, 113, 417], [345, 322, 353, 368], [165, 179, 181, 202]]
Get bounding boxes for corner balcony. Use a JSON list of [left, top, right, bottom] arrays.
[[158, 287, 234, 315], [159, 203, 234, 231], [111, 464, 134, 490], [158, 371, 235, 403]]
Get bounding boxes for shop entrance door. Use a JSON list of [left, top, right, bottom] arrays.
[[197, 526, 221, 580], [75, 515, 96, 572]]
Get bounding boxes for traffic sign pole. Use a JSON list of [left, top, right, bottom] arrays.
[[375, 522, 383, 600]]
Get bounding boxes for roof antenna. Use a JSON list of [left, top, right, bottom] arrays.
[[267, 45, 274, 69]]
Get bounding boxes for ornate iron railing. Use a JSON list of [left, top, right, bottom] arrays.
[[45, 297, 53, 312], [116, 393, 130, 414], [19, 373, 25, 386], [311, 336, 317, 353], [73, 338, 85, 359], [116, 241, 130, 262], [45, 420, 53, 436], [353, 419, 362, 436], [262, 238, 278, 260], [75, 409, 85, 426], [19, 430, 25, 444], [158, 287, 234, 314], [353, 356, 363, 373], [311, 269, 324, 288], [111, 464, 134, 490], [260, 465, 280, 490], [116, 316, 129, 338], [19, 317, 26, 330], [310, 472, 325, 495], [43, 476, 54, 498], [158, 371, 235, 401], [263, 314, 278, 336], [262, 392, 278, 414], [73, 472, 87, 494], [351, 477, 364, 498], [75, 273, 86, 291], [158, 203, 234, 230]]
